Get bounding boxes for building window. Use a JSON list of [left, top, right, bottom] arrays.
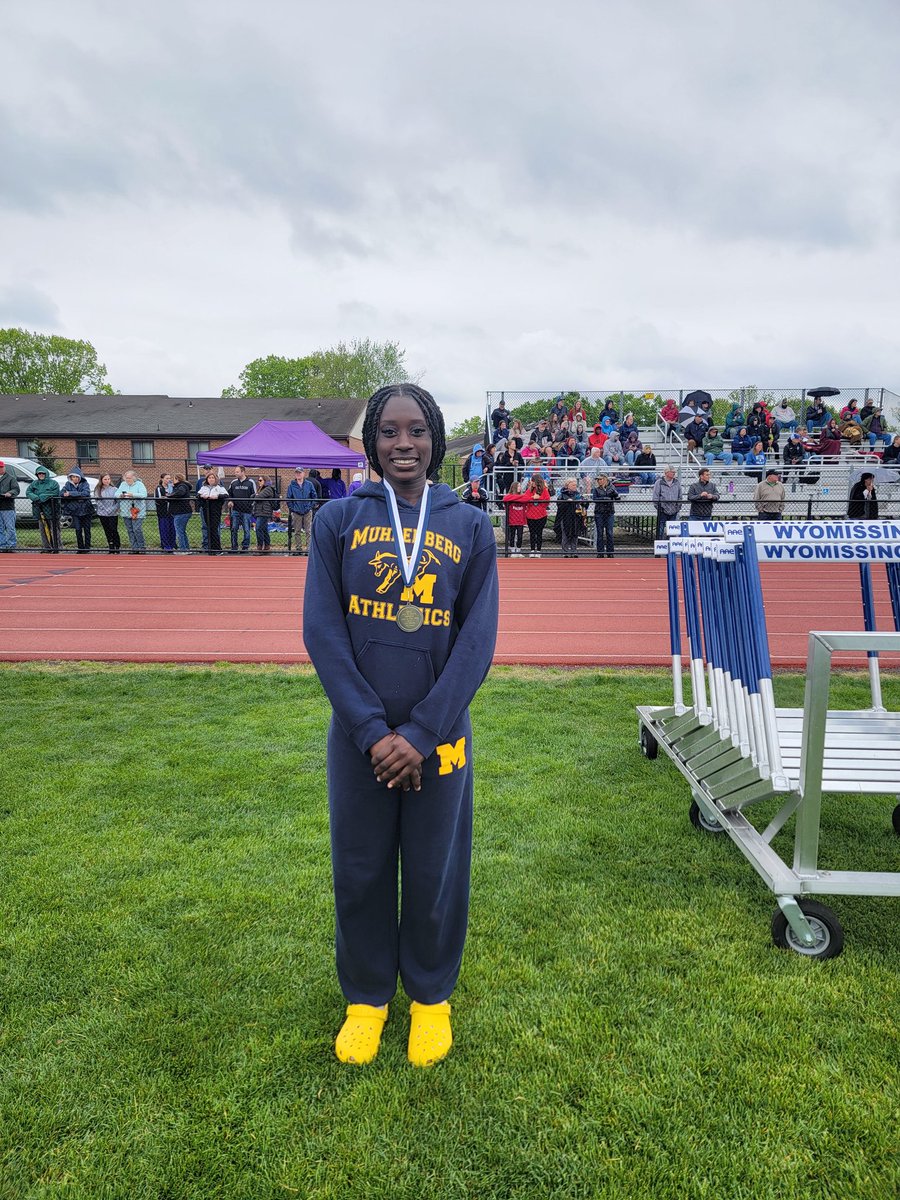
[[76, 439, 100, 463], [17, 439, 37, 459], [187, 440, 210, 462], [132, 440, 155, 464]]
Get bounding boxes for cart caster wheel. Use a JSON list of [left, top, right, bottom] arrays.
[[892, 803, 900, 836], [771, 900, 844, 960], [639, 726, 658, 760], [689, 799, 725, 834]]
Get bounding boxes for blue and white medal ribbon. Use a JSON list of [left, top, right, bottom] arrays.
[[382, 478, 432, 631]]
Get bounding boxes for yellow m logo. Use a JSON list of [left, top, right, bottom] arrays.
[[436, 737, 467, 776]]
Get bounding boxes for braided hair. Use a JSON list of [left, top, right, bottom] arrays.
[[361, 383, 446, 480]]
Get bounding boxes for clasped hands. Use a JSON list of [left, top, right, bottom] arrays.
[[369, 732, 424, 792]]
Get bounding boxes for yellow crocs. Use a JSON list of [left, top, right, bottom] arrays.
[[335, 1004, 388, 1064], [408, 1000, 452, 1067]]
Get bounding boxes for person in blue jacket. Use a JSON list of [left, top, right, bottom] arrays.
[[303, 383, 499, 1069]]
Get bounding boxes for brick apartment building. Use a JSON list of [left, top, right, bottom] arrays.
[[0, 393, 368, 480]]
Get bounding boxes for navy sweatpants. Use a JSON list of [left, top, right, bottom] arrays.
[[327, 714, 473, 1007]]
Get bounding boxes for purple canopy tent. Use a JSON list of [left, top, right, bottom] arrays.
[[197, 420, 367, 471]]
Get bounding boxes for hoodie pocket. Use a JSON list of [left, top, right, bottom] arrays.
[[355, 639, 436, 727]]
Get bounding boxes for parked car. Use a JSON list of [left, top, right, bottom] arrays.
[[3, 458, 100, 524]]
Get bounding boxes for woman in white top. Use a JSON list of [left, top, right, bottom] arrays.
[[198, 471, 229, 554]]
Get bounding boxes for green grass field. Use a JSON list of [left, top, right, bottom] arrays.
[[1, 665, 898, 1200]]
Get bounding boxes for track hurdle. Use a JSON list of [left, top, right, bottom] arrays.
[[637, 520, 900, 959]]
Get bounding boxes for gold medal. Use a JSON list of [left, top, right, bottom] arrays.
[[396, 604, 424, 632]]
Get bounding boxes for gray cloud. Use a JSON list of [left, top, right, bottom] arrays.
[[0, 282, 60, 327]]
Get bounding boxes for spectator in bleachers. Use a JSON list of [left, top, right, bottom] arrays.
[[93, 473, 121, 553], [619, 413, 640, 459], [198, 471, 229, 554], [521, 439, 540, 467], [495, 440, 524, 497], [490, 399, 509, 430], [502, 479, 527, 555], [839, 417, 863, 446], [847, 472, 879, 518], [587, 423, 607, 451], [579, 445, 606, 488], [533, 419, 553, 448], [773, 399, 798, 435], [723, 402, 744, 436], [683, 413, 708, 453], [730, 426, 752, 464], [657, 396, 681, 439], [462, 475, 487, 509], [703, 427, 733, 467], [805, 397, 829, 432], [556, 478, 585, 558], [599, 399, 618, 434], [253, 476, 277, 552], [548, 414, 561, 441], [550, 396, 569, 424], [883, 435, 900, 466], [509, 418, 526, 446], [481, 444, 495, 493], [573, 422, 589, 454], [493, 419, 510, 445], [746, 404, 772, 450], [227, 466, 256, 551], [634, 444, 657, 485], [591, 474, 618, 558], [754, 467, 786, 518], [558, 434, 580, 466], [154, 473, 176, 553], [659, 397, 681, 438], [116, 470, 148, 554], [782, 433, 808, 475], [811, 420, 842, 458], [61, 467, 94, 553], [743, 441, 768, 480], [569, 398, 588, 424], [602, 430, 627, 467], [839, 399, 862, 424], [463, 445, 484, 484], [169, 473, 194, 553], [524, 473, 551, 556], [861, 407, 892, 449], [687, 468, 720, 519], [652, 467, 681, 539]]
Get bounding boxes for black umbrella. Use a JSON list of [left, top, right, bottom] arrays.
[[807, 386, 841, 400]]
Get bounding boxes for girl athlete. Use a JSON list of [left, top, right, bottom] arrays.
[[303, 384, 499, 1067]]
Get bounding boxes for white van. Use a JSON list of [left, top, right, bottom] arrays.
[[3, 457, 100, 523]]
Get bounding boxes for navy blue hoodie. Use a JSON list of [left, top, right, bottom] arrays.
[[303, 480, 499, 761]]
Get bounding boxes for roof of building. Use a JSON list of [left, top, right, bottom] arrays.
[[0, 394, 368, 439]]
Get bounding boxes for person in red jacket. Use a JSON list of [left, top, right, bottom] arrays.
[[502, 479, 528, 556], [523, 473, 551, 558], [587, 424, 607, 451]]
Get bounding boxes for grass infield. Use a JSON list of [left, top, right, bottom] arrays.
[[1, 664, 898, 1200]]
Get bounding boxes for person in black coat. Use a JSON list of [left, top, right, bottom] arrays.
[[847, 474, 879, 518]]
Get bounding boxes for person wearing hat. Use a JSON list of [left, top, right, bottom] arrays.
[[286, 467, 318, 554], [754, 466, 786, 519], [0, 459, 20, 552], [26, 466, 61, 552], [61, 466, 94, 553]]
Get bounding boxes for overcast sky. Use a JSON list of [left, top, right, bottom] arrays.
[[2, 0, 899, 424]]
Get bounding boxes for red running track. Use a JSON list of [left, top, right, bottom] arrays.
[[0, 554, 897, 669]]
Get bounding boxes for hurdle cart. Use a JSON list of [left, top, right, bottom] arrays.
[[637, 520, 900, 959]]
